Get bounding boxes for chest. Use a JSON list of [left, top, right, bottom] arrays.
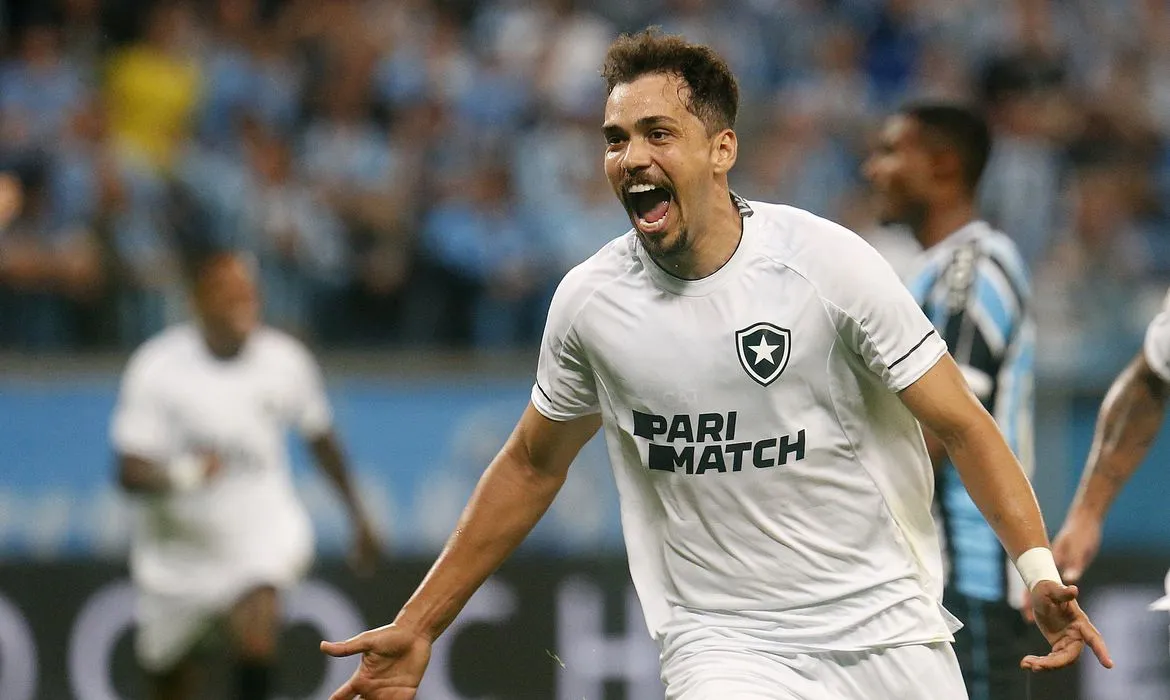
[[582, 272, 839, 413], [159, 360, 295, 447]]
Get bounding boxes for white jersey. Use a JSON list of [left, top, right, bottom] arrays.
[[1144, 291, 1170, 613], [533, 198, 960, 656], [1145, 290, 1170, 382], [110, 324, 329, 606]]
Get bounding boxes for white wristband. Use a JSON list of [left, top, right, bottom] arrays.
[[1015, 547, 1063, 590], [168, 454, 206, 492]]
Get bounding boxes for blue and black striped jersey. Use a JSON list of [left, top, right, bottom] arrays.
[[906, 221, 1035, 604]]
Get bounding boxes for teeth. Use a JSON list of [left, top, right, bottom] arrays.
[[628, 183, 658, 193]]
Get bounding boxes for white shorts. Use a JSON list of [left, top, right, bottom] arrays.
[[134, 543, 312, 672], [662, 643, 969, 700], [135, 590, 221, 673]]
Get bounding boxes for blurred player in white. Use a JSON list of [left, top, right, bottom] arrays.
[[1053, 292, 1170, 609], [322, 30, 1110, 700], [866, 103, 1039, 700], [111, 250, 380, 700]]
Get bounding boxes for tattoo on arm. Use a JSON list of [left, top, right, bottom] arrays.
[[1076, 355, 1169, 517]]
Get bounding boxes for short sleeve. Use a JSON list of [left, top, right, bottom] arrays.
[[922, 247, 1026, 403], [1144, 290, 1170, 382], [289, 344, 333, 438], [110, 352, 175, 461], [822, 231, 947, 392], [531, 275, 600, 421]]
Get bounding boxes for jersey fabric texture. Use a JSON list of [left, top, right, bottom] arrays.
[[532, 196, 961, 673], [905, 220, 1034, 606], [110, 324, 329, 669]]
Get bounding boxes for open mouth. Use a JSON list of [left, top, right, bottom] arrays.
[[626, 183, 673, 234]]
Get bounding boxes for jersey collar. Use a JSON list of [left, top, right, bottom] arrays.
[[637, 191, 758, 297]]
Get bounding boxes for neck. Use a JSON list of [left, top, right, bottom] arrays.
[[651, 191, 743, 280], [202, 331, 245, 359], [912, 199, 977, 250]]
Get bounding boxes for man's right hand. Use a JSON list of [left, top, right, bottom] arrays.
[[1052, 513, 1103, 584], [320, 624, 432, 700]]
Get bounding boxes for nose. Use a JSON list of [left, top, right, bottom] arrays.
[[621, 136, 652, 173]]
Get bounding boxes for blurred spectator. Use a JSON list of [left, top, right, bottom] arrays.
[[977, 50, 1073, 268], [542, 168, 631, 275], [531, 0, 614, 118], [0, 0, 1165, 365], [54, 96, 176, 347], [737, 98, 857, 221], [407, 161, 542, 348], [178, 115, 347, 337], [778, 22, 876, 147], [657, 0, 771, 97], [105, 1, 201, 173], [1033, 157, 1157, 375], [60, 0, 107, 79], [0, 18, 88, 158], [0, 155, 104, 350], [860, 0, 925, 107], [194, 0, 265, 150], [239, 118, 347, 337]]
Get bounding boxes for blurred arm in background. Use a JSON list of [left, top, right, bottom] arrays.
[[1054, 348, 1170, 583]]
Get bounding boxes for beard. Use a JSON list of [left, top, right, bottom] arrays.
[[638, 225, 690, 261]]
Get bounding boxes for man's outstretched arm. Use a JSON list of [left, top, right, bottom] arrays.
[[899, 353, 1112, 671], [1053, 352, 1169, 582], [320, 404, 601, 700]]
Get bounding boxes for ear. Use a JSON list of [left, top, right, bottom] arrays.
[[931, 147, 963, 185], [711, 128, 738, 175]]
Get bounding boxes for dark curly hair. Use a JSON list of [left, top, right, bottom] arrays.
[[601, 27, 739, 135]]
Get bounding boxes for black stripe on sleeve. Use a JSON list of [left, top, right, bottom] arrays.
[[888, 329, 938, 371], [983, 254, 1026, 315], [535, 382, 553, 404]]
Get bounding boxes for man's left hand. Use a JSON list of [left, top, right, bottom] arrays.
[[1021, 580, 1114, 671]]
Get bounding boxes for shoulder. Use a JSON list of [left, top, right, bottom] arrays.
[[971, 223, 1031, 293], [251, 327, 319, 369], [125, 324, 196, 372], [548, 232, 640, 323], [119, 325, 201, 391], [748, 201, 898, 295]]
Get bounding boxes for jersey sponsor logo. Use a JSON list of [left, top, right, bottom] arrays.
[[735, 322, 791, 387], [632, 409, 805, 474]]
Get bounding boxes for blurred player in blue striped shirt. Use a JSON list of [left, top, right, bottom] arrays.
[[866, 103, 1037, 700]]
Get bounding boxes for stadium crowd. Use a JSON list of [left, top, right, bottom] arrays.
[[0, 0, 1167, 363]]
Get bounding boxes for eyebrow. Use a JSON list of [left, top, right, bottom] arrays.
[[602, 115, 680, 135]]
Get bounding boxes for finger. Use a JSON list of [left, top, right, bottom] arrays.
[[1020, 645, 1080, 671], [1062, 567, 1082, 584], [1049, 584, 1079, 603], [1079, 622, 1115, 668], [328, 677, 358, 700], [321, 632, 372, 657], [1021, 605, 1035, 624]]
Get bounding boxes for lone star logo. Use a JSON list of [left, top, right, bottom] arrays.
[[735, 322, 791, 386]]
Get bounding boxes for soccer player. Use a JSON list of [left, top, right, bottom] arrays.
[[321, 30, 1110, 700], [865, 103, 1037, 700], [111, 250, 380, 700], [1051, 296, 1170, 597]]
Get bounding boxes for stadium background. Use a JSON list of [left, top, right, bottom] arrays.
[[0, 0, 1168, 697]]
